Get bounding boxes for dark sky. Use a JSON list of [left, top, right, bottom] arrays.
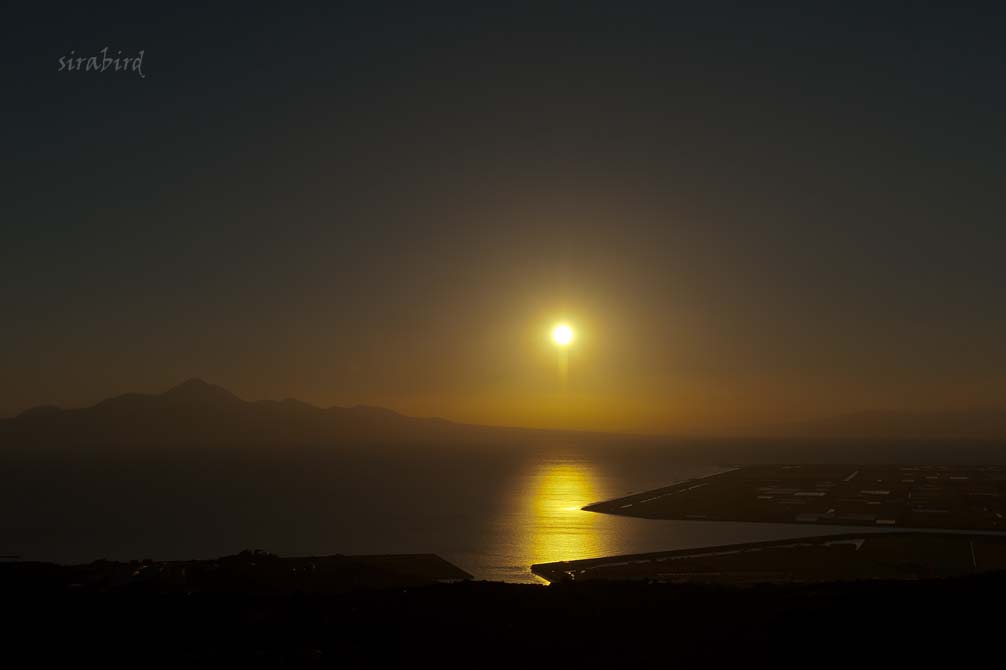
[[3, 2, 1005, 433]]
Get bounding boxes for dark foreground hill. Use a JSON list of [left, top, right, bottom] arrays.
[[3, 569, 1001, 667], [2, 550, 472, 596]]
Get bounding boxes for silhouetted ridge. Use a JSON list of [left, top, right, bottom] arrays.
[[160, 378, 243, 406], [0, 379, 512, 449], [351, 405, 406, 418], [16, 405, 62, 419], [778, 408, 1006, 439]]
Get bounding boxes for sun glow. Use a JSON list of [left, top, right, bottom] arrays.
[[552, 323, 574, 347]]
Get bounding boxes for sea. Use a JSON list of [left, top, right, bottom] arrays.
[[3, 439, 870, 581]]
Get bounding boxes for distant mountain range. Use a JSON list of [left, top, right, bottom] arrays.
[[2, 379, 1005, 447], [773, 409, 1006, 441], [0, 378, 529, 449]]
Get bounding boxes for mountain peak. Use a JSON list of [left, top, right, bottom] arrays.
[[160, 378, 242, 405], [170, 377, 213, 390]]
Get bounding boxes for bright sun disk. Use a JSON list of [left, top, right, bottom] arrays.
[[552, 324, 574, 347]]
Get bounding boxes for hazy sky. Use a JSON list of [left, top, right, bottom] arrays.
[[3, 3, 1005, 433]]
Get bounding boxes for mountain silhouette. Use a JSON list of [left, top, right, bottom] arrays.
[[15, 405, 62, 419], [773, 408, 1006, 440], [5, 380, 1006, 453], [158, 378, 244, 406], [0, 379, 497, 449]]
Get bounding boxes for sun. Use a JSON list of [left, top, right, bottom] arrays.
[[552, 323, 574, 347]]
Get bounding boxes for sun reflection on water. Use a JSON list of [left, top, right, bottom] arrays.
[[523, 459, 613, 567], [486, 456, 723, 581]]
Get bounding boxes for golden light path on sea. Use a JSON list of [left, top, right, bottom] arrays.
[[523, 460, 611, 569]]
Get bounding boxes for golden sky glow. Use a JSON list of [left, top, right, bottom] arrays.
[[6, 4, 1006, 439], [11, 277, 1005, 437]]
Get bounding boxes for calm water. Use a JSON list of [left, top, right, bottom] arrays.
[[435, 455, 852, 582], [4, 444, 859, 581]]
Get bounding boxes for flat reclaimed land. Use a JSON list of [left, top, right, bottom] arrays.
[[532, 532, 1006, 584], [584, 464, 1006, 530]]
